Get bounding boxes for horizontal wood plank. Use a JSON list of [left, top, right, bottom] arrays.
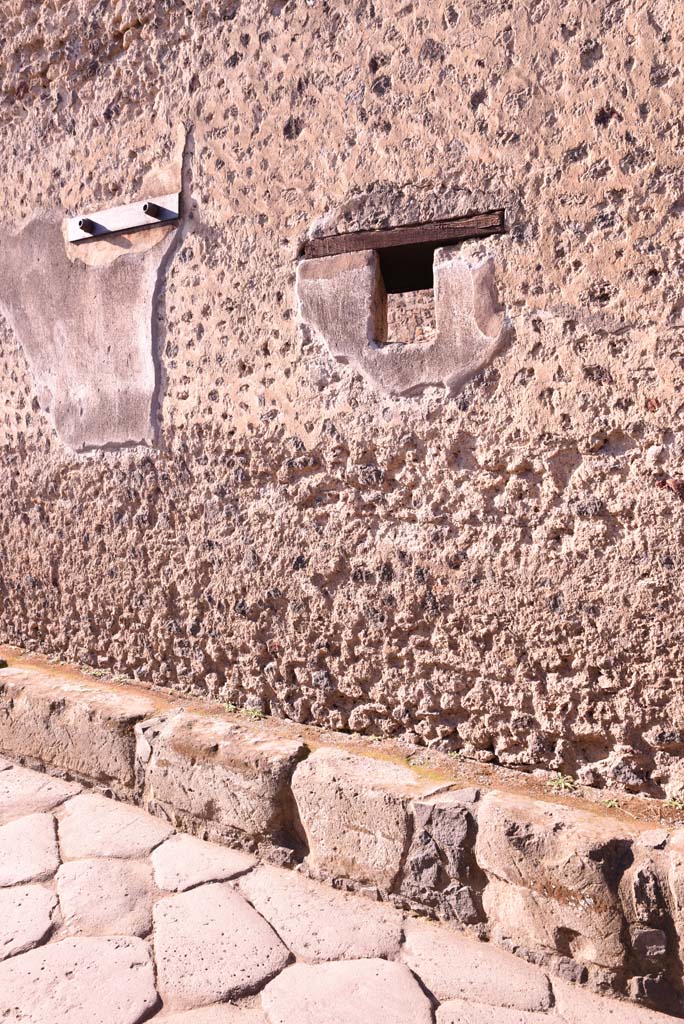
[[304, 209, 505, 259]]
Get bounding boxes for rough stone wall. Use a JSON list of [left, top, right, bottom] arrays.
[[1, 0, 684, 797]]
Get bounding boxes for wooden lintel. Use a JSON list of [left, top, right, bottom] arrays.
[[303, 209, 505, 260]]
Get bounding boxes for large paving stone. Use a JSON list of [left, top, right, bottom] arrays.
[[0, 935, 158, 1024], [291, 747, 441, 890], [552, 977, 675, 1022], [261, 958, 433, 1024], [152, 833, 256, 891], [401, 917, 552, 1010], [437, 1001, 559, 1023], [239, 864, 403, 961], [0, 765, 80, 823], [139, 711, 307, 847], [0, 668, 161, 794], [157, 1008, 268, 1023], [0, 812, 59, 885], [154, 882, 290, 1008], [0, 884, 57, 960], [476, 791, 631, 971], [57, 858, 155, 937], [58, 793, 172, 859]]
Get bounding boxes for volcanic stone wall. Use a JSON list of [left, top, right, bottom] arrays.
[[1, 0, 684, 797]]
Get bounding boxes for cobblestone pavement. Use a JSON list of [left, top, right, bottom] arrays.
[[0, 759, 673, 1024]]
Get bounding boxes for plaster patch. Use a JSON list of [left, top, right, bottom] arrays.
[[0, 215, 176, 451]]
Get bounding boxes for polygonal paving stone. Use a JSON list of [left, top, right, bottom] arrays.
[[157, 1007, 269, 1023], [152, 833, 256, 892], [0, 884, 57, 960], [0, 935, 158, 1024], [57, 858, 154, 937], [0, 812, 59, 886], [58, 793, 172, 859], [401, 917, 552, 1010], [240, 864, 403, 961], [154, 882, 290, 1009], [437, 1001, 561, 1024], [552, 978, 675, 1023], [261, 959, 433, 1024], [0, 765, 80, 823]]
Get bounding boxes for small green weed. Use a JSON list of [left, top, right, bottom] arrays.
[[665, 797, 684, 812], [222, 701, 239, 714], [547, 772, 577, 794], [242, 707, 265, 721], [603, 798, 620, 810]]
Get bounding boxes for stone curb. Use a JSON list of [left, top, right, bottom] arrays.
[[0, 665, 161, 797], [0, 663, 682, 1016]]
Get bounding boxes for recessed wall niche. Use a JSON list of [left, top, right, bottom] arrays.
[[297, 210, 509, 396]]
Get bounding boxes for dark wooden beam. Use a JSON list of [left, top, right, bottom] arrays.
[[303, 209, 505, 260]]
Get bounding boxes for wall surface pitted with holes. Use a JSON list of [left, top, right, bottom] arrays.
[[1, 0, 684, 796]]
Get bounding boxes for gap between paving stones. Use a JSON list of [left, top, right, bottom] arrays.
[[1, 659, 684, 1017]]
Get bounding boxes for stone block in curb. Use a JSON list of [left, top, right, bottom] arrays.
[[139, 711, 307, 848], [399, 787, 480, 923], [620, 845, 669, 937], [153, 882, 290, 1008], [152, 833, 256, 891], [0, 667, 161, 794], [291, 747, 443, 890], [667, 830, 684, 956], [239, 864, 404, 961], [476, 791, 631, 970], [57, 858, 155, 937], [58, 793, 172, 859], [0, 765, 80, 823], [261, 959, 433, 1024], [401, 917, 552, 1010], [0, 884, 57, 960], [0, 935, 158, 1024], [0, 812, 59, 885]]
